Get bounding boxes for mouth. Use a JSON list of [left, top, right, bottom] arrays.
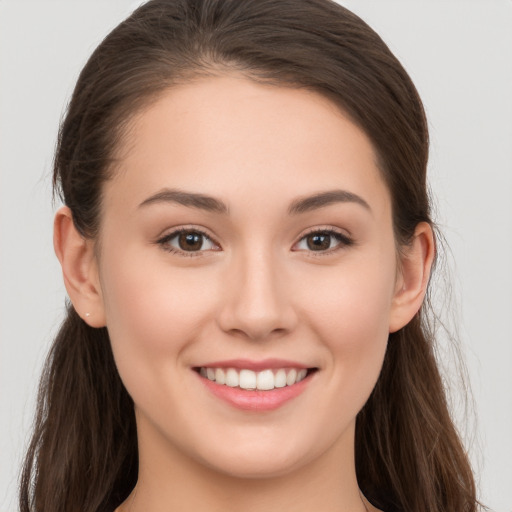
[[194, 366, 316, 391], [193, 362, 318, 411]]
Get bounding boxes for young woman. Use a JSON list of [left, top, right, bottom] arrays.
[[20, 1, 479, 511]]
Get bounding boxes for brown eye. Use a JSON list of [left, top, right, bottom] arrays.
[[158, 229, 217, 254], [178, 232, 204, 251], [294, 230, 353, 253], [306, 233, 332, 251]]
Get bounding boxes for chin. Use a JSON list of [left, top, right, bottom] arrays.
[[196, 447, 310, 480], [185, 422, 348, 481]]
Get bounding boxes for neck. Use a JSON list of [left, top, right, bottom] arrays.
[[119, 415, 373, 512]]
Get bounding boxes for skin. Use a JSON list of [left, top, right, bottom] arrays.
[[54, 75, 434, 512]]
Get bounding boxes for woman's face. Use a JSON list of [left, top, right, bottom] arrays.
[[96, 75, 404, 478]]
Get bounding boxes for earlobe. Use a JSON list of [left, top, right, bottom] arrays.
[[388, 222, 435, 333], [53, 206, 106, 327]]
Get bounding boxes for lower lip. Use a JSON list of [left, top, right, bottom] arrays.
[[197, 372, 313, 411]]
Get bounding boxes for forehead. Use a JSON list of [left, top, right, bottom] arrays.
[[105, 75, 391, 219]]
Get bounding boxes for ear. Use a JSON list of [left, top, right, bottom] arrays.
[[388, 222, 435, 333], [53, 206, 106, 327]]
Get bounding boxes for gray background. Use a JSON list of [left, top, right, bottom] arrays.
[[1, 1, 511, 510]]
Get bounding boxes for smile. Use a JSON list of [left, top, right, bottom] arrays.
[[195, 362, 317, 411], [199, 367, 309, 391]]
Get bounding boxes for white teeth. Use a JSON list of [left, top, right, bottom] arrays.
[[297, 369, 307, 382], [225, 368, 239, 387], [256, 369, 274, 390], [199, 366, 311, 390], [286, 369, 297, 386], [239, 369, 257, 390], [274, 369, 287, 388], [215, 368, 226, 385]]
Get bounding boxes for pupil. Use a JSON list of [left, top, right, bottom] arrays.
[[307, 233, 330, 251], [179, 232, 202, 251]]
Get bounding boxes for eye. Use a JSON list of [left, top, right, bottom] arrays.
[[157, 228, 219, 255], [294, 229, 352, 253]]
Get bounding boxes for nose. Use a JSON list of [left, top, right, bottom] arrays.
[[217, 249, 298, 341]]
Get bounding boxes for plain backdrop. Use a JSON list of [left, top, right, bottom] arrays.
[[1, 1, 511, 511]]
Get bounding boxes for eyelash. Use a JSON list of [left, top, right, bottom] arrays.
[[156, 227, 353, 257], [156, 227, 218, 257], [294, 228, 354, 256]]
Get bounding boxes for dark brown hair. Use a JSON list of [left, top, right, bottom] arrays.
[[20, 1, 478, 511]]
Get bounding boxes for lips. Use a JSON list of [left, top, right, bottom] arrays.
[[194, 359, 317, 411]]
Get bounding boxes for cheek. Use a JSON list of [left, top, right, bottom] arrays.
[[296, 253, 396, 393], [98, 250, 219, 378], [302, 254, 395, 340]]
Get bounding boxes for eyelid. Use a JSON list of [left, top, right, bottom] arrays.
[[154, 225, 353, 257], [292, 226, 354, 255], [155, 226, 221, 256]]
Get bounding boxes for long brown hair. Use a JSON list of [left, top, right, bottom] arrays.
[[20, 1, 478, 511]]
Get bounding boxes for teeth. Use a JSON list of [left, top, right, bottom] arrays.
[[274, 369, 287, 388], [286, 369, 297, 386], [225, 368, 239, 387], [215, 368, 226, 385], [256, 369, 274, 390], [239, 369, 256, 390], [199, 366, 310, 390], [297, 369, 307, 382]]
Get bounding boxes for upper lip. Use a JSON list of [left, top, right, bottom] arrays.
[[195, 358, 313, 372]]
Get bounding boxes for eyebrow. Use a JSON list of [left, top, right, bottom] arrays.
[[138, 187, 370, 215], [288, 189, 371, 215], [138, 188, 229, 214]]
